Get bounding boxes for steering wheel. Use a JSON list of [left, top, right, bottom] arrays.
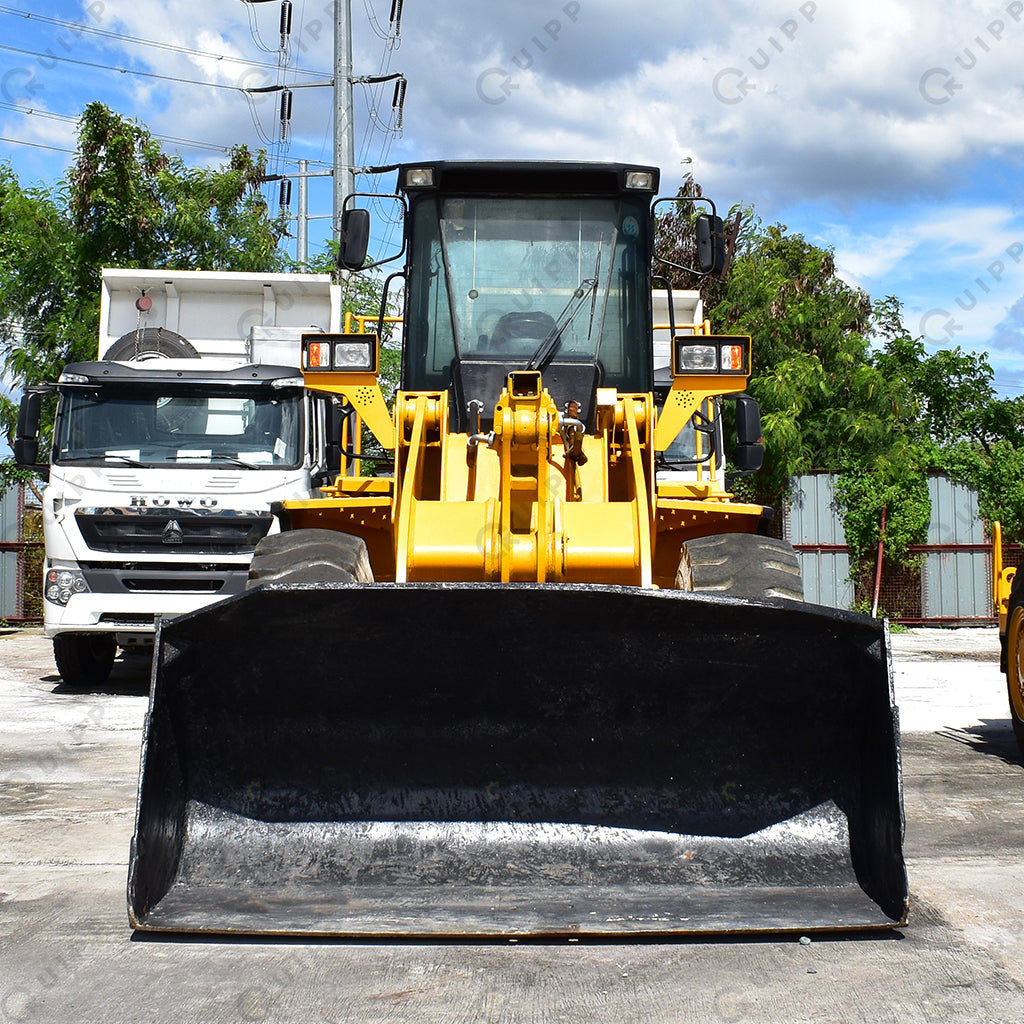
[[488, 311, 556, 354]]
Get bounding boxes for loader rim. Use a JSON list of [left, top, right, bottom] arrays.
[[1006, 604, 1024, 753], [677, 533, 804, 602]]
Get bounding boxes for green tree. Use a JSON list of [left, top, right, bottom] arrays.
[[708, 225, 898, 497], [656, 193, 931, 581], [871, 296, 1024, 543], [0, 102, 290, 486]]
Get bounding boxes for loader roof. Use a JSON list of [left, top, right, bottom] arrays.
[[396, 160, 660, 197]]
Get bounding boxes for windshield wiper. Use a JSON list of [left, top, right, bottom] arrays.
[[526, 228, 618, 373], [169, 453, 253, 467], [59, 453, 146, 467], [526, 279, 598, 372]]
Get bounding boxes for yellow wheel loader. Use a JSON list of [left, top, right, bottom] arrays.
[[993, 522, 1024, 752], [129, 162, 907, 937]]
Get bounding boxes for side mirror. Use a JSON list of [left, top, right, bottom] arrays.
[[13, 437, 39, 467], [733, 394, 763, 473], [322, 400, 344, 475], [696, 214, 726, 275], [13, 391, 42, 468], [337, 209, 371, 271]]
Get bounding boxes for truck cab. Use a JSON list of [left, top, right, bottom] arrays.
[[15, 269, 342, 685]]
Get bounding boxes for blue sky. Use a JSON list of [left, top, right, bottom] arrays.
[[2, 0, 1023, 395]]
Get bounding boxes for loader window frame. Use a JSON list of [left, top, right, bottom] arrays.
[[403, 192, 653, 397]]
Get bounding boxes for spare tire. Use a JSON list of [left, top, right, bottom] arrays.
[[105, 327, 199, 361]]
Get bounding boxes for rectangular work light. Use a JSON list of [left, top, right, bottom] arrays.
[[301, 333, 379, 373], [402, 166, 435, 188], [672, 335, 751, 376], [625, 169, 656, 191]]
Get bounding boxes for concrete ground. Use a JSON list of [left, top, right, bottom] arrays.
[[1, 625, 1023, 1023]]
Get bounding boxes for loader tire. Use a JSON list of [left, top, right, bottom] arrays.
[[246, 529, 374, 588], [1005, 587, 1024, 754], [676, 533, 804, 602], [53, 633, 117, 688]]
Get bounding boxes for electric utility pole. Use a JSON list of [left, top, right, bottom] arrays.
[[334, 0, 355, 241]]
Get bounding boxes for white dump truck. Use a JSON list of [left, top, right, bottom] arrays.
[[14, 268, 344, 685]]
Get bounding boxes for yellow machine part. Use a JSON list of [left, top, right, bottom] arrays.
[[286, 369, 764, 586], [993, 520, 1017, 631]]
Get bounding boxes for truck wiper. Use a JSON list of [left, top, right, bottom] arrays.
[[170, 453, 252, 467], [58, 453, 147, 467]]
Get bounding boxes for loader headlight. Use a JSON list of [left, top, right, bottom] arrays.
[[672, 336, 751, 376], [402, 167, 435, 188], [625, 169, 656, 191], [676, 344, 717, 371], [302, 334, 379, 374], [45, 567, 89, 606]]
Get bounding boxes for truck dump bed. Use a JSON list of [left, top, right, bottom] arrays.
[[129, 584, 907, 937]]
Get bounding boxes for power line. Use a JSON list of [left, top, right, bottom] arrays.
[[0, 5, 330, 77], [0, 102, 233, 155], [0, 135, 74, 153], [0, 42, 264, 92]]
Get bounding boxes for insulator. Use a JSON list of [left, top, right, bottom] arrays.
[[279, 179, 292, 207], [392, 78, 407, 132]]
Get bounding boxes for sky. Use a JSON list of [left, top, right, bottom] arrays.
[[2, 0, 1024, 395]]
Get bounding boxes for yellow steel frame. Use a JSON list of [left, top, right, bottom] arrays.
[[993, 520, 1017, 629], [287, 324, 764, 587]]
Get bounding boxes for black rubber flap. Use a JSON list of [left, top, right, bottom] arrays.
[[128, 584, 907, 937]]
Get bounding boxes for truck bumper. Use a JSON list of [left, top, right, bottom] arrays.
[[44, 578, 248, 644]]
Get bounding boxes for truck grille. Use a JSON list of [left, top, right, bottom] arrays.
[[75, 508, 273, 555]]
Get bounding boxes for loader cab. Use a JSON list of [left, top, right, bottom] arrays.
[[397, 162, 659, 432]]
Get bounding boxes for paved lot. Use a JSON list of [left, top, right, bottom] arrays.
[[2, 625, 1024, 1023]]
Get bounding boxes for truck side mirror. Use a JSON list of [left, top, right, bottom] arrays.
[[337, 209, 371, 271], [13, 391, 42, 468], [696, 214, 726, 275], [733, 394, 763, 473]]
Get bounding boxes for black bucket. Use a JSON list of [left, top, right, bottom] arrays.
[[128, 583, 907, 937]]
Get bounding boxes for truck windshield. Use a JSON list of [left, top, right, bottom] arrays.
[[405, 194, 651, 393], [54, 384, 303, 469]]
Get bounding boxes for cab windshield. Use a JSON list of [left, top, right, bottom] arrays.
[[54, 383, 303, 469], [405, 194, 651, 394]]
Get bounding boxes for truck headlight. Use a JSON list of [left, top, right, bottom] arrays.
[[45, 568, 89, 606]]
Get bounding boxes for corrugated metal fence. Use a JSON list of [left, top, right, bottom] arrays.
[[0, 483, 43, 623], [787, 472, 1004, 624], [0, 475, 1009, 624], [0, 483, 25, 619]]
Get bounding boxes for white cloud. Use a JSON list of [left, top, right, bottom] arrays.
[[2, 0, 1022, 390]]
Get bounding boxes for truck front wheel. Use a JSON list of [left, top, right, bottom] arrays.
[[53, 633, 117, 688]]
